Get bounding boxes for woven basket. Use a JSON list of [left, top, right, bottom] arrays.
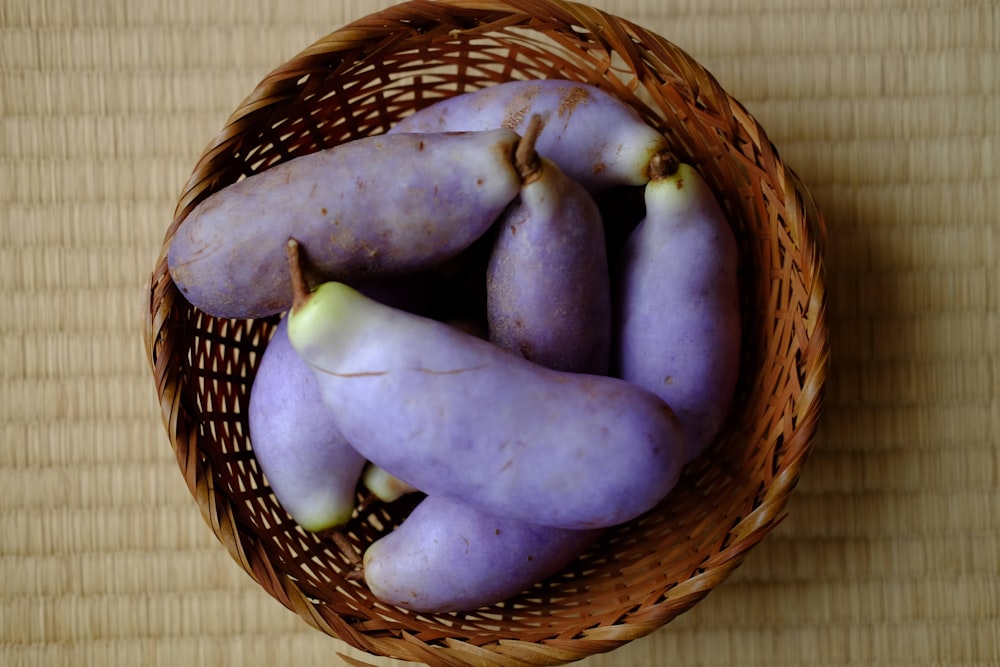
[[144, 1, 829, 665]]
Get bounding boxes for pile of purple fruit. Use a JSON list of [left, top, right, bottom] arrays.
[[167, 80, 741, 613]]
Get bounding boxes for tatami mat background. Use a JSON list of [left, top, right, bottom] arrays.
[[1, 0, 997, 665]]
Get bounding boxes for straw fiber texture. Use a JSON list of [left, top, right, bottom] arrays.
[[144, 1, 827, 665], [4, 0, 998, 666]]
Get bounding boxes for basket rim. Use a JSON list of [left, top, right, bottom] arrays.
[[144, 1, 830, 665]]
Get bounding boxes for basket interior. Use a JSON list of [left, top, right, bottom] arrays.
[[149, 0, 827, 660]]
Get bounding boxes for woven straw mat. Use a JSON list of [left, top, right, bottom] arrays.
[[1, 0, 997, 666]]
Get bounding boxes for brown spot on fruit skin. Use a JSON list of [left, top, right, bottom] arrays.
[[501, 84, 540, 130], [501, 103, 531, 131], [557, 86, 590, 119]]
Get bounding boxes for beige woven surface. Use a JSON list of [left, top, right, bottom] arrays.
[[1, 0, 996, 665]]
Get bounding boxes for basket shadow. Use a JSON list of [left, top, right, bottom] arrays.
[[712, 153, 912, 596], [790, 173, 911, 537]]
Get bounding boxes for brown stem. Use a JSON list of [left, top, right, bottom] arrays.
[[647, 149, 680, 181], [286, 237, 310, 311], [514, 114, 544, 182], [331, 530, 362, 567]]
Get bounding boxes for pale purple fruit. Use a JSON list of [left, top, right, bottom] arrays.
[[390, 79, 667, 192], [372, 164, 612, 609], [284, 256, 687, 530], [363, 495, 602, 613], [247, 317, 366, 532], [168, 129, 522, 319], [486, 135, 611, 374], [614, 160, 741, 463], [373, 162, 612, 612]]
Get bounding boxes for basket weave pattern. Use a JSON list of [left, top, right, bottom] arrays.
[[144, 1, 829, 665]]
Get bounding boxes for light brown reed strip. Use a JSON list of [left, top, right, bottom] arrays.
[[335, 652, 386, 667], [491, 638, 598, 665]]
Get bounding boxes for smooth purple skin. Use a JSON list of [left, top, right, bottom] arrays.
[[247, 317, 366, 532], [614, 164, 741, 463], [389, 201, 607, 611], [288, 284, 686, 530], [486, 157, 611, 374], [363, 495, 603, 612], [389, 80, 667, 192], [168, 129, 522, 319]]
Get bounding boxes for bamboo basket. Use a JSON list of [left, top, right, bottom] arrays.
[[144, 1, 829, 665]]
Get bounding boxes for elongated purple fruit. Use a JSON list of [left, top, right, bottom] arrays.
[[250, 280, 433, 526], [363, 495, 602, 612], [248, 317, 365, 532], [284, 240, 686, 530], [614, 158, 741, 463], [168, 129, 522, 319], [487, 117, 611, 374], [390, 79, 667, 192], [370, 155, 611, 610]]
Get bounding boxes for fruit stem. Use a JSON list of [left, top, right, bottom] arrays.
[[514, 114, 544, 183], [286, 238, 310, 311], [331, 530, 362, 567], [648, 149, 680, 181], [330, 530, 365, 581]]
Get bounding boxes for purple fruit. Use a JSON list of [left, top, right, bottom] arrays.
[[390, 79, 668, 192], [371, 143, 612, 611], [247, 317, 366, 532], [168, 129, 523, 319], [284, 242, 687, 530], [363, 495, 602, 612], [614, 158, 741, 463], [370, 146, 612, 609], [486, 116, 611, 374]]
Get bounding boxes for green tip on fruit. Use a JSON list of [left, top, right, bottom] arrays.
[[296, 504, 355, 534], [283, 252, 369, 367], [363, 464, 419, 503]]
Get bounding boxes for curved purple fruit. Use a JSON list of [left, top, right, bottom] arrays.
[[371, 154, 612, 610], [284, 241, 686, 530], [614, 158, 741, 463], [363, 495, 602, 612], [247, 317, 366, 532], [372, 154, 611, 611], [486, 117, 611, 374], [390, 79, 667, 192], [168, 129, 522, 319]]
